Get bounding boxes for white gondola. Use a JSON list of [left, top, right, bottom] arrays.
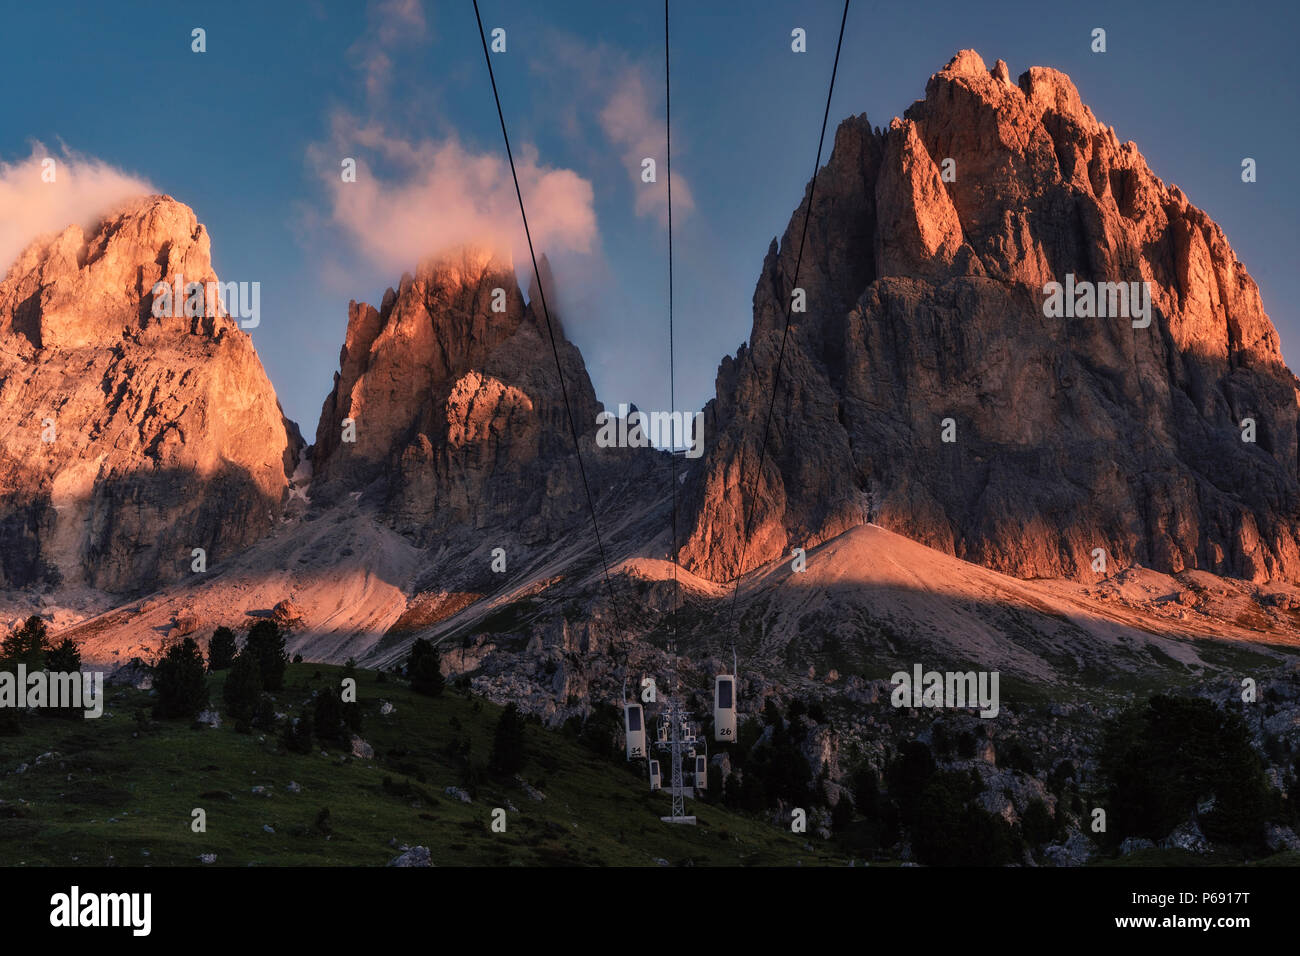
[[624, 702, 646, 759], [714, 674, 736, 742], [694, 754, 708, 790], [648, 759, 661, 791]]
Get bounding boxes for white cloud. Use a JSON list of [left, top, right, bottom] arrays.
[[598, 65, 695, 226], [311, 115, 597, 274], [534, 34, 695, 228], [0, 143, 153, 275], [348, 0, 429, 101]]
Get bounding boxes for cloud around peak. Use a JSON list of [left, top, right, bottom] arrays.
[[310, 114, 598, 277], [0, 143, 154, 275]]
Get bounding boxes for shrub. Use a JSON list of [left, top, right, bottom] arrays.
[[956, 731, 977, 759], [252, 693, 277, 730], [747, 715, 813, 806], [850, 764, 879, 817], [831, 794, 855, 831], [931, 722, 952, 757], [762, 698, 782, 727], [283, 711, 314, 754], [1100, 694, 1270, 850], [911, 770, 1019, 865], [578, 703, 622, 760], [998, 738, 1036, 774], [1020, 797, 1056, 846], [490, 702, 527, 775], [888, 741, 936, 824], [312, 687, 347, 745]]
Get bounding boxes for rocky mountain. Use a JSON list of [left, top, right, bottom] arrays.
[[678, 50, 1300, 585], [0, 195, 299, 594], [10, 54, 1300, 726], [15, 232, 665, 666], [311, 246, 649, 548], [4, 53, 1300, 869]]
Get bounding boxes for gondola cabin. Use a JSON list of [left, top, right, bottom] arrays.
[[714, 675, 736, 741], [695, 755, 708, 790], [624, 702, 645, 759], [648, 759, 661, 791]]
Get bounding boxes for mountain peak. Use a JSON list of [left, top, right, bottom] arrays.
[[680, 52, 1300, 585], [415, 243, 514, 290], [0, 197, 297, 592], [941, 49, 988, 76], [311, 245, 604, 540], [0, 193, 226, 351]]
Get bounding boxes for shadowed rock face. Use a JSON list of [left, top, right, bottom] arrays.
[[680, 51, 1300, 585], [0, 195, 300, 593], [312, 248, 631, 547]]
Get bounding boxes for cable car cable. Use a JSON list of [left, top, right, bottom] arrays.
[[472, 0, 626, 636], [723, 0, 851, 636], [665, 0, 682, 652]]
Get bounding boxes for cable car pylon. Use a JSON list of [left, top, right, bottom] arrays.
[[615, 0, 742, 827]]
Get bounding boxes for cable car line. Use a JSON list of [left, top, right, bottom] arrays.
[[665, 0, 682, 655], [723, 0, 851, 636], [472, 0, 626, 635]]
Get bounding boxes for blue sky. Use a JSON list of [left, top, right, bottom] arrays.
[[1, 0, 1296, 435]]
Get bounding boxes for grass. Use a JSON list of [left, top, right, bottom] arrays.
[[0, 663, 842, 867]]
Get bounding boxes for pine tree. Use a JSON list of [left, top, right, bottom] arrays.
[[244, 619, 287, 690], [44, 638, 84, 720], [1, 615, 52, 669], [223, 651, 263, 723], [45, 638, 81, 673], [312, 687, 346, 744], [207, 627, 237, 671], [152, 637, 210, 719], [490, 702, 527, 775], [408, 638, 445, 697]]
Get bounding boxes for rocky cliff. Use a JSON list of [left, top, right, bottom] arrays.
[[312, 247, 645, 548], [679, 51, 1300, 584], [0, 195, 299, 593]]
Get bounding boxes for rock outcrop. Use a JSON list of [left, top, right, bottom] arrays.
[[0, 195, 299, 592], [312, 246, 642, 547], [680, 51, 1300, 584]]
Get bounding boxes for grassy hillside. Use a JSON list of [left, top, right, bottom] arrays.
[[0, 663, 842, 867]]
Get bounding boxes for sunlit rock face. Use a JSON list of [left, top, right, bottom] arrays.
[[311, 247, 645, 546], [0, 195, 299, 592], [680, 52, 1300, 585]]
